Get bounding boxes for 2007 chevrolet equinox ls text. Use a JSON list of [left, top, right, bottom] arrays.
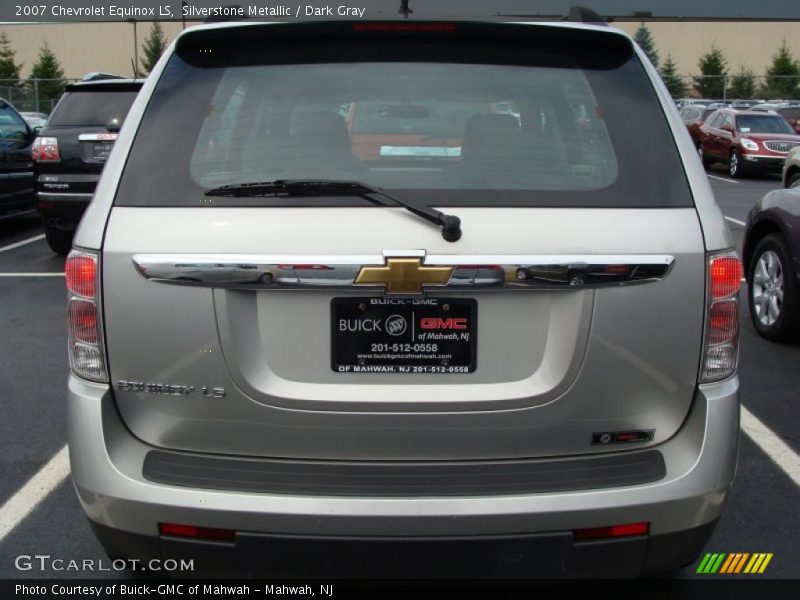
[[66, 14, 742, 578]]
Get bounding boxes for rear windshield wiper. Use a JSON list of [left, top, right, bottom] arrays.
[[204, 179, 462, 242]]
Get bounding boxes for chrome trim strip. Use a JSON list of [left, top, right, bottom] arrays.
[[36, 192, 94, 200], [133, 253, 675, 292], [78, 133, 118, 142]]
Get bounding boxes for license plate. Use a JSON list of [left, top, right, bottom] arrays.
[[91, 141, 114, 160], [332, 297, 476, 374]]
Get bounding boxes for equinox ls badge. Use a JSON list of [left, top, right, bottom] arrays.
[[354, 258, 453, 295]]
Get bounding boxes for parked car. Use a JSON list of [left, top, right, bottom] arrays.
[[750, 103, 800, 134], [698, 108, 800, 177], [743, 187, 800, 341], [32, 78, 142, 254], [67, 16, 741, 578], [680, 104, 715, 148], [0, 98, 37, 219], [20, 111, 49, 129], [783, 147, 800, 188]]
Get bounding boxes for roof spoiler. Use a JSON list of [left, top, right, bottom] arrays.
[[562, 6, 607, 25]]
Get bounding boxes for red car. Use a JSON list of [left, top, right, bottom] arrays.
[[699, 108, 800, 178], [680, 105, 716, 148]]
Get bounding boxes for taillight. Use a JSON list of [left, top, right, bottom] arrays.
[[31, 136, 60, 161], [66, 250, 107, 382], [700, 251, 743, 383]]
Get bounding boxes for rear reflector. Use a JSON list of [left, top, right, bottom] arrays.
[[160, 523, 236, 542], [574, 522, 650, 541], [700, 251, 742, 383], [66, 250, 107, 382]]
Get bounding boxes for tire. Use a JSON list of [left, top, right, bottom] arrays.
[[787, 172, 800, 189], [44, 223, 73, 255], [729, 149, 745, 178], [747, 234, 800, 342]]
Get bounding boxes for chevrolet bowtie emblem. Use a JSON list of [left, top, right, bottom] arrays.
[[355, 258, 454, 295]]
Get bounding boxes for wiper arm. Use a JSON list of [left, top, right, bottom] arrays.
[[204, 179, 462, 242]]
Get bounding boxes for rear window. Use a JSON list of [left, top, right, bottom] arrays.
[[49, 89, 139, 127], [116, 23, 693, 208], [736, 115, 795, 135]]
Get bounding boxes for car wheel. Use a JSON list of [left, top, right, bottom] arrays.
[[787, 172, 800, 189], [44, 223, 73, 256], [748, 234, 800, 342], [729, 149, 744, 178]]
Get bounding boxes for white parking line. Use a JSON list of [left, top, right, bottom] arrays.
[[708, 175, 740, 184], [0, 445, 70, 543], [0, 234, 45, 254], [0, 273, 65, 277], [725, 216, 746, 227], [741, 406, 800, 486]]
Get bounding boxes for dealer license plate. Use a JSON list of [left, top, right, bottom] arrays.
[[332, 297, 476, 374]]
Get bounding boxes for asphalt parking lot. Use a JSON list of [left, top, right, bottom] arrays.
[[0, 169, 798, 580]]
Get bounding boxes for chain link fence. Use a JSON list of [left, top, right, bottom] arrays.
[[0, 78, 82, 114]]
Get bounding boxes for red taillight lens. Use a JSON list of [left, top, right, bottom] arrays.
[[710, 256, 743, 300], [574, 522, 650, 541], [31, 136, 60, 162], [708, 300, 739, 344], [701, 252, 742, 383], [160, 523, 236, 542], [68, 299, 98, 344], [66, 255, 96, 298]]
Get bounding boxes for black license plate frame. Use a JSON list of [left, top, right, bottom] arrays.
[[331, 297, 477, 374]]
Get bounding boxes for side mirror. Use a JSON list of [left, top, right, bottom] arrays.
[[106, 118, 121, 133], [32, 126, 43, 138]]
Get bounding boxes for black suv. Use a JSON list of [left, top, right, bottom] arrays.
[[0, 98, 37, 219], [32, 78, 142, 254]]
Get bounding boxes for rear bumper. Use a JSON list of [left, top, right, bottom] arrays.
[[35, 192, 92, 230], [68, 376, 739, 577]]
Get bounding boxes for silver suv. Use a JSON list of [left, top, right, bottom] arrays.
[[66, 18, 741, 577]]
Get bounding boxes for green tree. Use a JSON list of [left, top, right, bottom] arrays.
[[693, 45, 728, 99], [761, 40, 799, 99], [29, 42, 66, 110], [729, 66, 757, 99], [140, 21, 167, 75], [0, 32, 22, 83], [659, 54, 685, 99], [634, 23, 659, 69]]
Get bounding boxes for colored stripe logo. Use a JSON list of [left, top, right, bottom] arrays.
[[697, 553, 773, 574]]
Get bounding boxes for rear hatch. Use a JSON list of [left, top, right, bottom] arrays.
[[35, 83, 141, 196], [102, 22, 706, 461]]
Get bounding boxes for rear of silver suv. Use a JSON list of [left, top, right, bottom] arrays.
[[66, 19, 741, 577]]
